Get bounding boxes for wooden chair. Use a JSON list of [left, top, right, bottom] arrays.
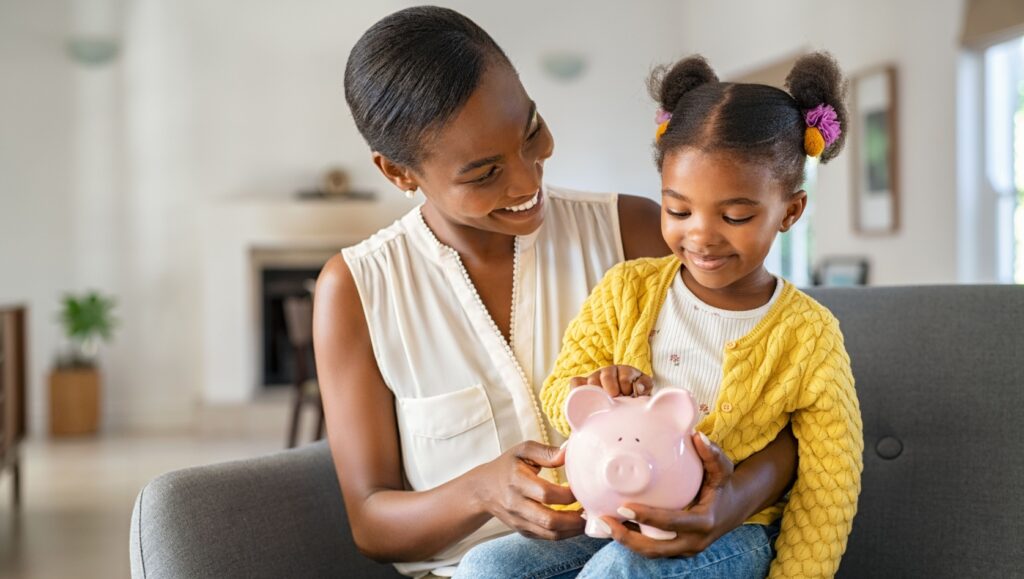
[[0, 305, 27, 508], [283, 296, 324, 448]]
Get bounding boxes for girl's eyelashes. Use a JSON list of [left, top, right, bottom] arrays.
[[724, 215, 755, 224], [665, 208, 755, 224]]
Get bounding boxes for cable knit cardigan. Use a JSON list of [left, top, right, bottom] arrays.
[[540, 256, 863, 578]]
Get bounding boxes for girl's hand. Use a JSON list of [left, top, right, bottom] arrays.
[[472, 441, 586, 541], [599, 432, 748, 558], [569, 365, 654, 397]]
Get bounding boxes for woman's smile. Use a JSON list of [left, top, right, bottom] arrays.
[[493, 189, 544, 222]]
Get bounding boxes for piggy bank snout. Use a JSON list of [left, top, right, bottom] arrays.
[[603, 453, 652, 495]]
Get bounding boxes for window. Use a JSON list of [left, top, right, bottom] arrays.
[[767, 158, 816, 287], [958, 34, 1024, 284], [985, 36, 1024, 283]]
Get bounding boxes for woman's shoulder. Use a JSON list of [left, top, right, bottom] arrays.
[[544, 184, 618, 206], [341, 214, 412, 261]]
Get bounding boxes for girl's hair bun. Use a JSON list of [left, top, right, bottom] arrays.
[[785, 51, 849, 162], [648, 55, 719, 113]]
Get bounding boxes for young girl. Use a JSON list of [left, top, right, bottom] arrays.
[[545, 52, 862, 578], [457, 52, 863, 578]]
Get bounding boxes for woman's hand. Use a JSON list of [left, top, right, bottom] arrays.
[[569, 365, 654, 397], [599, 432, 751, 558], [471, 441, 586, 541]]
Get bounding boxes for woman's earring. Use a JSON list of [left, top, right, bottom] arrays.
[[405, 188, 418, 199]]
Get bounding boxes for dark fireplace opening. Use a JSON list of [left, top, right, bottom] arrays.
[[260, 267, 321, 388]]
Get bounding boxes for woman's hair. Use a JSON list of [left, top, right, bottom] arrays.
[[344, 6, 512, 169], [648, 52, 848, 194]]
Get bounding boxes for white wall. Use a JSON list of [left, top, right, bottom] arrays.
[[0, 0, 75, 436], [114, 0, 682, 426], [1, 0, 969, 434], [675, 0, 965, 285]]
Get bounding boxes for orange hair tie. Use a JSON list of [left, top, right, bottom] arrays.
[[804, 126, 826, 158], [655, 120, 670, 141]]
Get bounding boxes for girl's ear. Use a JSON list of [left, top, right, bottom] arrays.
[[780, 190, 808, 232], [373, 152, 420, 195]]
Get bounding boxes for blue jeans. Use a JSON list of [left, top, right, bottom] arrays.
[[453, 521, 780, 579]]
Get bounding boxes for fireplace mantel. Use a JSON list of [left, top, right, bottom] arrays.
[[199, 195, 413, 403]]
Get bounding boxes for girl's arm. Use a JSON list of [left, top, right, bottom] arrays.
[[771, 336, 863, 578], [313, 255, 584, 562]]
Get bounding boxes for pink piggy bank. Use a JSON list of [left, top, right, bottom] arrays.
[[563, 386, 704, 540]]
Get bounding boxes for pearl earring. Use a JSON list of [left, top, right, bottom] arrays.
[[405, 188, 418, 199]]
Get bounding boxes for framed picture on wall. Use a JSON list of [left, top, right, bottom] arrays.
[[852, 65, 899, 235]]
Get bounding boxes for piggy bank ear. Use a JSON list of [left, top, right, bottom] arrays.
[[646, 388, 697, 431], [565, 386, 614, 431]]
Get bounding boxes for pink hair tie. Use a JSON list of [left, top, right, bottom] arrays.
[[804, 104, 841, 147], [655, 109, 672, 124]]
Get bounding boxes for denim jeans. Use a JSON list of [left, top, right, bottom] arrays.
[[452, 521, 780, 579]]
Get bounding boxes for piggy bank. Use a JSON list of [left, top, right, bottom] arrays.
[[563, 386, 704, 540]]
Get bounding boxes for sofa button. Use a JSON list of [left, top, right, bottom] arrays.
[[876, 436, 903, 460]]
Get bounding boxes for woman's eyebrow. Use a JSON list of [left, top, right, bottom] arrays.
[[456, 101, 538, 176], [457, 154, 503, 176]]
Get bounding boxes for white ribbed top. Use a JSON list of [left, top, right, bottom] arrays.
[[650, 272, 783, 419]]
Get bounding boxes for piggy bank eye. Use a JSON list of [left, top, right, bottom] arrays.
[[634, 438, 640, 443], [617, 437, 623, 442]]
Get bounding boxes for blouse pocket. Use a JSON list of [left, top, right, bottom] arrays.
[[396, 384, 501, 490]]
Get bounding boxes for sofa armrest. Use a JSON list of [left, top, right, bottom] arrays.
[[129, 440, 402, 578]]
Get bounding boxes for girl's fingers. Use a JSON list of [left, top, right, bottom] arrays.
[[598, 366, 625, 397], [635, 373, 654, 396]]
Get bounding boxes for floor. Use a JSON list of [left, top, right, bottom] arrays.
[[0, 396, 315, 579]]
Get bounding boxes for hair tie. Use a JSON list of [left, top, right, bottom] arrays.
[[655, 109, 672, 141], [803, 104, 841, 157]]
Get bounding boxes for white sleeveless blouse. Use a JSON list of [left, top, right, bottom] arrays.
[[342, 186, 624, 577]]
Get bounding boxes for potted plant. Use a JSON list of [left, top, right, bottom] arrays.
[[49, 291, 117, 436]]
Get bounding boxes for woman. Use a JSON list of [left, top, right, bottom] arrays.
[[313, 6, 797, 578]]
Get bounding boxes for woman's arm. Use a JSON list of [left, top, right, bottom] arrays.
[[618, 194, 670, 260], [313, 255, 585, 563]]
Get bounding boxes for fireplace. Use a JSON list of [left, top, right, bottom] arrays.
[[199, 195, 411, 403], [259, 266, 320, 388], [250, 247, 336, 390]]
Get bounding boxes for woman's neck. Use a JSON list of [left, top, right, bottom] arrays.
[[681, 266, 777, 311], [420, 202, 515, 263]]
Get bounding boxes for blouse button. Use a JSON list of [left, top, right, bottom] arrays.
[[721, 402, 733, 413], [725, 341, 737, 350]]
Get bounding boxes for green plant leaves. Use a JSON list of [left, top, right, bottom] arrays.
[[59, 291, 117, 343]]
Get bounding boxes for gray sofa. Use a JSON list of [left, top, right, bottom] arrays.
[[130, 286, 1024, 578]]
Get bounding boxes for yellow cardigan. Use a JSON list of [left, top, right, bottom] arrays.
[[540, 256, 863, 579]]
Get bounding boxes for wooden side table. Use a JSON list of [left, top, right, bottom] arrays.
[[0, 305, 27, 508]]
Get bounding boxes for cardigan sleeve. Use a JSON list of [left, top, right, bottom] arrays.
[[539, 264, 625, 437], [769, 325, 864, 579]]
